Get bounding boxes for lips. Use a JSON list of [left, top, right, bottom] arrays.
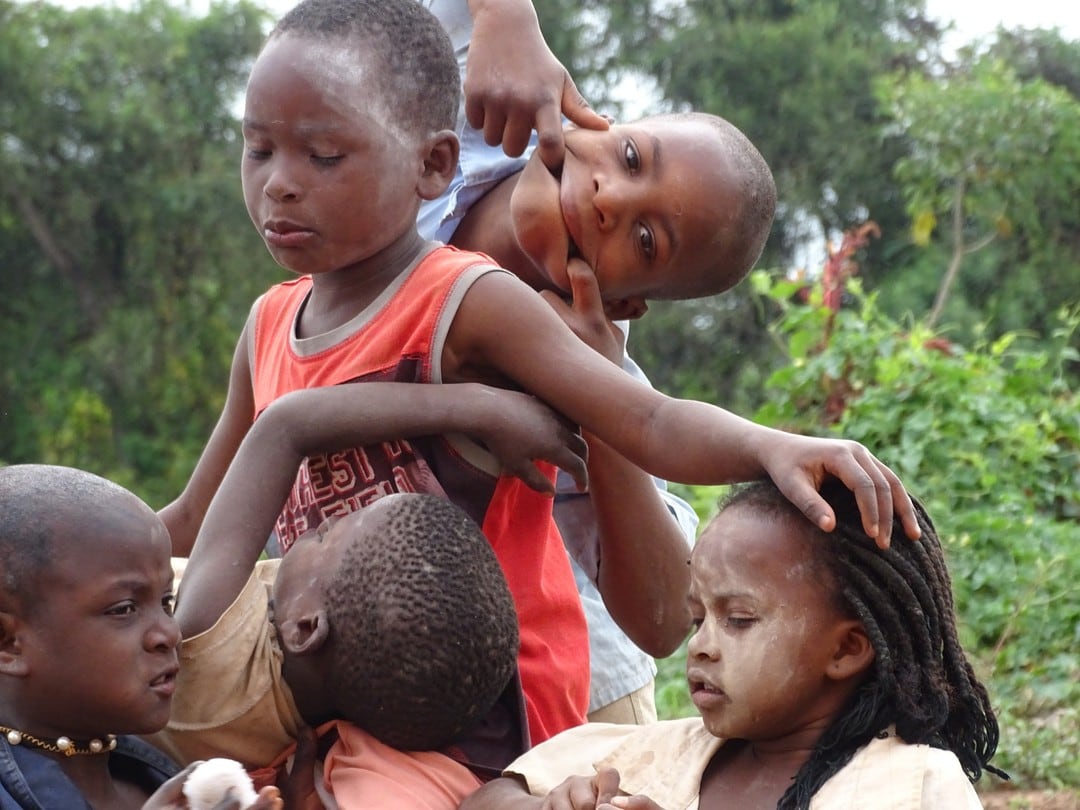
[[150, 665, 179, 698], [687, 669, 728, 710], [558, 163, 587, 266], [263, 219, 315, 248]]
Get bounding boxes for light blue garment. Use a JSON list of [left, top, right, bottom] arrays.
[[553, 337, 697, 711], [418, 0, 698, 712], [417, 0, 533, 246]]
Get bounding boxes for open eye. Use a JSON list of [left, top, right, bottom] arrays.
[[636, 223, 656, 260], [624, 139, 641, 174]]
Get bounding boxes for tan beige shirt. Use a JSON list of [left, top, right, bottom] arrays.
[[507, 717, 984, 810], [148, 559, 302, 768]]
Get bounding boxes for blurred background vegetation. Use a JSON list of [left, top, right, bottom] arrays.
[[0, 0, 1076, 793]]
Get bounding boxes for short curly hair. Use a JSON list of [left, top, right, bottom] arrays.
[[322, 493, 519, 751], [0, 465, 150, 616], [270, 0, 459, 139]]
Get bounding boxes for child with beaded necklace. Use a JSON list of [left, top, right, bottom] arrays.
[[0, 464, 281, 809]]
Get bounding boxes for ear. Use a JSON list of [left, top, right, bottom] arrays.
[[825, 620, 875, 681], [0, 612, 30, 677], [417, 129, 460, 201], [603, 296, 648, 321], [278, 609, 330, 657]]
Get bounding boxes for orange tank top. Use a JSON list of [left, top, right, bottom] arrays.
[[250, 244, 588, 743]]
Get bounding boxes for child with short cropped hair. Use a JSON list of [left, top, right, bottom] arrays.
[[161, 0, 920, 747], [0, 464, 281, 810], [151, 380, 583, 807], [461, 477, 1005, 810], [419, 0, 769, 726]]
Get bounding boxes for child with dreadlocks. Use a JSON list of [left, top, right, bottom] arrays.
[[460, 477, 1006, 810]]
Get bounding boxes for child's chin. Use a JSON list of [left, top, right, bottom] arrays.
[[532, 253, 572, 295]]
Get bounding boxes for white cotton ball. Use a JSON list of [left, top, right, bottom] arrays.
[[182, 758, 260, 810]]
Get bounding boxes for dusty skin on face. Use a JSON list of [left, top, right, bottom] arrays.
[[241, 34, 428, 280], [685, 505, 855, 745]]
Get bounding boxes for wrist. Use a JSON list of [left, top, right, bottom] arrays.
[[468, 0, 539, 29]]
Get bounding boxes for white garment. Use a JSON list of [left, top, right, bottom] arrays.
[[508, 718, 985, 810]]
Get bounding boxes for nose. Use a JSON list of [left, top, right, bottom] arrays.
[[147, 610, 181, 653], [686, 620, 719, 662], [592, 174, 626, 233], [264, 158, 301, 203]]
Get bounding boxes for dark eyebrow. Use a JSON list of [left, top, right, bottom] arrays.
[[650, 133, 679, 259]]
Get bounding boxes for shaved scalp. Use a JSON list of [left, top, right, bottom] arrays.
[[323, 494, 518, 750], [271, 0, 459, 138], [646, 111, 776, 299], [0, 465, 146, 614], [717, 479, 1004, 808]]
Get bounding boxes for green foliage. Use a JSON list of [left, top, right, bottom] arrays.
[[657, 269, 1079, 787], [0, 0, 275, 506], [877, 56, 1080, 338], [882, 60, 1080, 244], [626, 295, 781, 417]]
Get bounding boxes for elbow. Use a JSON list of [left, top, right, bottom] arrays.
[[635, 614, 692, 659], [613, 603, 691, 659]]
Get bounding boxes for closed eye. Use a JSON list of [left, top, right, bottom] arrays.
[[312, 154, 344, 168]]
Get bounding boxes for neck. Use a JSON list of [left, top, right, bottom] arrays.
[[68, 753, 149, 810], [447, 172, 557, 294], [744, 722, 829, 770], [301, 228, 429, 336]]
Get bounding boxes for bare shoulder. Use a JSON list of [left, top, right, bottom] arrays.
[[443, 270, 578, 378]]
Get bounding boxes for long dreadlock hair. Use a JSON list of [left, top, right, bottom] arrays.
[[719, 478, 1007, 810]]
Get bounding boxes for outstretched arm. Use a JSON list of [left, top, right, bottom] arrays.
[[176, 382, 587, 638], [447, 267, 921, 547], [465, 0, 609, 167]]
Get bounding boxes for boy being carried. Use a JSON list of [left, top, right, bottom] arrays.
[[151, 381, 584, 808]]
